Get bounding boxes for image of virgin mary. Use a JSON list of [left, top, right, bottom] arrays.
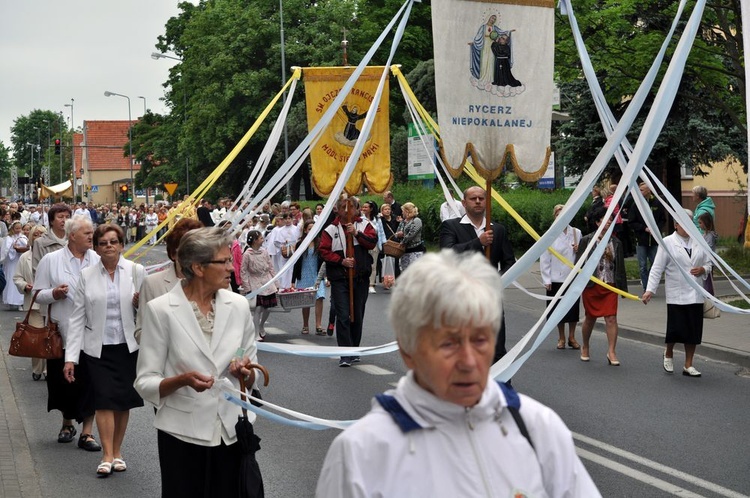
[[469, 15, 509, 91]]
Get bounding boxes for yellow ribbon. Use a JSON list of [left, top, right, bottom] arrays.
[[125, 68, 303, 259]]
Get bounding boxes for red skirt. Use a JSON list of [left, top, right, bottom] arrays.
[[582, 284, 618, 318]]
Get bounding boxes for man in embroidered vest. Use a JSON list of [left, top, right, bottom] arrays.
[[319, 197, 377, 367], [316, 251, 600, 497]]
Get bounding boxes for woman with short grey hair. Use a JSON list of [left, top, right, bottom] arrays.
[[177, 227, 233, 281], [136, 226, 264, 496], [390, 250, 502, 354]]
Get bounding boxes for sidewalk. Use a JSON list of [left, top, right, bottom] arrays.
[[512, 262, 750, 369], [0, 322, 42, 498]]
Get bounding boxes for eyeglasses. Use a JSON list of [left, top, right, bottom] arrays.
[[97, 239, 121, 247], [205, 258, 233, 266]]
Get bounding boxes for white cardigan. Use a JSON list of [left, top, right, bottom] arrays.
[[65, 256, 144, 364], [646, 232, 711, 305]]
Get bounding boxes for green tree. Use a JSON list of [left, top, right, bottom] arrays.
[[553, 0, 747, 205], [144, 0, 435, 200]]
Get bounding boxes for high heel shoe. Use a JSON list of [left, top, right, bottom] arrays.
[[606, 354, 621, 366]]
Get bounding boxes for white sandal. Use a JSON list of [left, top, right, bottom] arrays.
[[113, 458, 127, 472], [97, 461, 113, 477]]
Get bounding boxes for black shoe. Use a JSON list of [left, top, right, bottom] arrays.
[[57, 425, 77, 443], [32, 373, 42, 381], [78, 434, 102, 452], [351, 356, 361, 363], [327, 324, 334, 336], [339, 357, 351, 367]]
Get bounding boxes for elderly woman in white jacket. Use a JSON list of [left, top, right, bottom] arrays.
[[135, 227, 262, 496], [540, 204, 582, 350], [317, 250, 600, 497], [641, 210, 711, 377], [63, 224, 145, 476]]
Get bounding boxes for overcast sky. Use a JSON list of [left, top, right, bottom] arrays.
[[0, 1, 190, 151]]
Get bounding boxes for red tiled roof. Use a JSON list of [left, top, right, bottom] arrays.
[[82, 120, 140, 173]]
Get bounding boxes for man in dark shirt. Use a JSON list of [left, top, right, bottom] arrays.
[[440, 186, 515, 362]]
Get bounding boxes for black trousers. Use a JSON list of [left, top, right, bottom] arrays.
[[330, 276, 370, 349], [493, 312, 508, 364], [158, 430, 241, 498]]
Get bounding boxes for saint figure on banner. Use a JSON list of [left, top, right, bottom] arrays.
[[342, 105, 368, 141], [469, 15, 525, 96], [491, 33, 521, 87]]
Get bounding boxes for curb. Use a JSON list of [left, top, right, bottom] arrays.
[[598, 323, 750, 370]]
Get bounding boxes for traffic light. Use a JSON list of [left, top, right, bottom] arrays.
[[54, 139, 61, 155], [119, 184, 129, 203]]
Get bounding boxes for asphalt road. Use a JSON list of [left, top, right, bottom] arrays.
[[1, 246, 749, 497]]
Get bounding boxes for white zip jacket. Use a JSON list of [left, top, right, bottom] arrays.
[[316, 371, 600, 498]]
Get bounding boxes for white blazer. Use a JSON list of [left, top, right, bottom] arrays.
[[65, 257, 144, 364], [135, 284, 257, 445], [646, 232, 711, 305]]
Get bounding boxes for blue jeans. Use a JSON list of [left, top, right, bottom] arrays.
[[637, 244, 658, 291]]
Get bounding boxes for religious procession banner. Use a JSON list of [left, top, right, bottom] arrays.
[[303, 66, 391, 196], [432, 0, 555, 181]]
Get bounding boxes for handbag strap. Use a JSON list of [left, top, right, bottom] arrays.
[[22, 289, 41, 325]]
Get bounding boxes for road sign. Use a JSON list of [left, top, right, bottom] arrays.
[[163, 182, 178, 196], [90, 185, 99, 193]]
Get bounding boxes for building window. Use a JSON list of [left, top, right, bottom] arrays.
[[680, 164, 693, 179]]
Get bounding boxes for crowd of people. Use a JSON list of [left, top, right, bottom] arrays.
[[0, 181, 721, 495]]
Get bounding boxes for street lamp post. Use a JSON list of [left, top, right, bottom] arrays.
[[25, 142, 35, 201], [43, 120, 51, 184], [280, 0, 291, 199], [138, 96, 147, 116], [151, 52, 190, 195], [64, 99, 75, 193], [58, 111, 64, 184], [104, 91, 133, 204]]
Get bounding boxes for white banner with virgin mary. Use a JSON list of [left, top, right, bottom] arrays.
[[432, 0, 555, 181]]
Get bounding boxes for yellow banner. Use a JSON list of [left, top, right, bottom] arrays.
[[303, 66, 391, 196]]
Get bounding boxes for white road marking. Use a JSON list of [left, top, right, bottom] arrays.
[[262, 327, 286, 336], [288, 339, 317, 346], [576, 448, 706, 497], [574, 433, 748, 498], [352, 364, 393, 376]]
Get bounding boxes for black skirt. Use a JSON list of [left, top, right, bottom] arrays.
[[666, 303, 704, 345], [81, 344, 143, 411], [47, 350, 94, 422], [546, 282, 580, 325]]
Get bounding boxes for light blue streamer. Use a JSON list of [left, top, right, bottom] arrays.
[[224, 393, 355, 430], [257, 341, 400, 358]]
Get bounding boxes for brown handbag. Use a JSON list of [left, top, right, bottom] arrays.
[[8, 290, 63, 359]]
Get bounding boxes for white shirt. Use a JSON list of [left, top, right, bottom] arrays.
[[440, 199, 466, 221], [459, 213, 486, 238], [317, 371, 600, 498], [103, 269, 127, 345], [540, 226, 582, 285], [74, 208, 91, 220], [33, 246, 99, 340]]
